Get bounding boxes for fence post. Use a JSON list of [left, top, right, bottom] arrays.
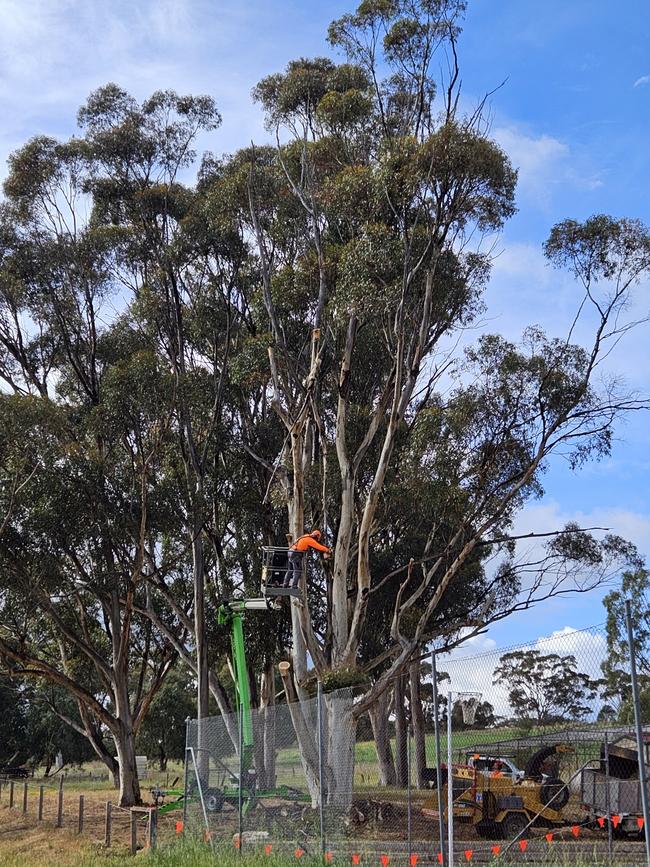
[[604, 732, 613, 865], [182, 716, 191, 832], [238, 701, 243, 856], [147, 807, 158, 851], [447, 691, 454, 867], [38, 785, 44, 821], [625, 599, 650, 867], [22, 781, 27, 813], [130, 809, 137, 855], [78, 795, 84, 834], [317, 681, 325, 862], [407, 720, 412, 866], [104, 801, 112, 847], [9, 780, 14, 808], [56, 777, 63, 828], [431, 651, 446, 867]]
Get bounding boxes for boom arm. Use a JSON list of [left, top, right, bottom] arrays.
[[217, 598, 275, 773]]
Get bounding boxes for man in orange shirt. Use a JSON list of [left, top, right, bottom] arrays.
[[284, 530, 332, 589]]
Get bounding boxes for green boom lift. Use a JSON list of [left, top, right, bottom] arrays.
[[151, 547, 308, 815]]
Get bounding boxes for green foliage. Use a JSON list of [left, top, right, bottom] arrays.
[[600, 568, 650, 714], [494, 649, 597, 726]]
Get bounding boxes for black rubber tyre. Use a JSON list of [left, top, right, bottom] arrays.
[[205, 788, 224, 813], [499, 811, 529, 840], [539, 777, 569, 810]]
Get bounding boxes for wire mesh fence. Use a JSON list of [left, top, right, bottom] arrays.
[[182, 622, 650, 864]]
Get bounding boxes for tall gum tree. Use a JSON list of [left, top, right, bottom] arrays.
[[221, 0, 650, 803]]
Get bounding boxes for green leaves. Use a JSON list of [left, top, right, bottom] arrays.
[[494, 648, 597, 726], [545, 214, 650, 283]]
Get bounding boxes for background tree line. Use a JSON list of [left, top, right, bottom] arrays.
[[0, 0, 648, 806]]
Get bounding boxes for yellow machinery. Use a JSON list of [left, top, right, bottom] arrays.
[[422, 745, 572, 839]]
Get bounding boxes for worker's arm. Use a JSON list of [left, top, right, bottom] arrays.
[[305, 538, 331, 554]]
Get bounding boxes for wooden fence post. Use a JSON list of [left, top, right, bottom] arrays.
[[78, 795, 84, 834], [147, 808, 158, 851], [22, 782, 27, 813], [38, 786, 44, 821], [56, 778, 63, 828], [9, 781, 14, 808], [130, 809, 137, 855], [104, 802, 112, 847]]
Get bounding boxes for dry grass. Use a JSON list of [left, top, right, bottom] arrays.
[[0, 805, 129, 866]]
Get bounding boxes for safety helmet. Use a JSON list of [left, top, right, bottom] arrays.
[[310, 530, 321, 540]]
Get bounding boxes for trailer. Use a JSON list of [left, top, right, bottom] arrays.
[[581, 733, 650, 837]]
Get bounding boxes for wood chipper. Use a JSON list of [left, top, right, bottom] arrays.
[[422, 744, 573, 839]]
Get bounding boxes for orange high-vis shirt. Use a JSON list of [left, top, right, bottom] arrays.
[[290, 534, 330, 554]]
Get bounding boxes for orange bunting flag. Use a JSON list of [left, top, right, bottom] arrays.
[[464, 850, 473, 862], [597, 817, 605, 828], [175, 821, 183, 834], [638, 817, 645, 830], [380, 857, 390, 867], [352, 857, 360, 866], [437, 854, 443, 864], [491, 845, 501, 857], [612, 815, 621, 829], [519, 840, 528, 853], [545, 833, 553, 843], [410, 856, 419, 867], [325, 854, 334, 864], [265, 844, 273, 856], [295, 849, 305, 859], [571, 826, 580, 838]]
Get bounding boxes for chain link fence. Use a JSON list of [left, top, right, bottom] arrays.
[[181, 622, 650, 864]]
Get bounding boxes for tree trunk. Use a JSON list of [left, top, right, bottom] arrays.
[[369, 687, 396, 786], [325, 690, 356, 807], [113, 722, 141, 807], [278, 663, 323, 805], [260, 662, 276, 790], [192, 511, 210, 782], [409, 658, 427, 789], [394, 673, 408, 788]]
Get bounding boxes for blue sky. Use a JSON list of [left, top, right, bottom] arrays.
[[0, 0, 648, 650]]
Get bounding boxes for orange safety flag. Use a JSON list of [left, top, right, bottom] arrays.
[[571, 825, 580, 838], [437, 854, 443, 864], [295, 849, 305, 859], [638, 817, 645, 829], [545, 832, 553, 843], [234, 837, 241, 850], [352, 857, 360, 865], [265, 844, 273, 856], [597, 817, 605, 828], [325, 854, 334, 863], [612, 815, 621, 828], [491, 845, 501, 857], [175, 820, 183, 834], [204, 830, 213, 842], [519, 839, 528, 852], [380, 857, 390, 867], [464, 850, 473, 862], [410, 856, 419, 867]]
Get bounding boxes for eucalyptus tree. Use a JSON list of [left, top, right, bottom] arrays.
[[210, 0, 650, 803]]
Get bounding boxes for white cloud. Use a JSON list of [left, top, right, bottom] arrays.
[[440, 625, 608, 719], [492, 125, 603, 207], [633, 75, 650, 88]]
